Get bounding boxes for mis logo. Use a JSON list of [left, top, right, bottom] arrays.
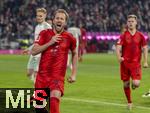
[[0, 88, 50, 113]]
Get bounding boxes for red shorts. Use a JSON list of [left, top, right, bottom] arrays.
[[120, 61, 141, 81], [35, 73, 64, 96]]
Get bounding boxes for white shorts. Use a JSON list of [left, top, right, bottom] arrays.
[[27, 55, 41, 72]]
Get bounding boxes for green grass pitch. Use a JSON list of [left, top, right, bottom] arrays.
[[0, 54, 150, 113]]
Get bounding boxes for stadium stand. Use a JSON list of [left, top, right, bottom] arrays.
[[0, 0, 150, 51]]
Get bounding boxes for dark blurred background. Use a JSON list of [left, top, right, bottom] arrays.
[[0, 0, 150, 52]]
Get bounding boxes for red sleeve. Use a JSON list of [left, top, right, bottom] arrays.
[[34, 30, 47, 45], [140, 33, 147, 47], [116, 34, 124, 45], [69, 35, 76, 51]]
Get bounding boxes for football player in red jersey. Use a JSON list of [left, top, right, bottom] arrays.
[[116, 14, 148, 110], [32, 9, 78, 113]]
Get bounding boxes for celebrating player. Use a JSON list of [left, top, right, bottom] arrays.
[[31, 9, 78, 113], [116, 14, 148, 109]]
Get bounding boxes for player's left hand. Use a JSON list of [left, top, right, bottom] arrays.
[[143, 62, 149, 68], [67, 75, 76, 83], [22, 49, 30, 55]]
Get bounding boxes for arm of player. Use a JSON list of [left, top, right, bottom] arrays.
[[31, 43, 52, 56], [31, 34, 62, 56], [67, 49, 78, 83], [116, 45, 124, 63], [143, 45, 149, 68]]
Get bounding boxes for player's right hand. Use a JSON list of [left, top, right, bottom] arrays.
[[49, 34, 62, 45]]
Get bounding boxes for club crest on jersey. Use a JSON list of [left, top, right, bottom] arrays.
[[134, 37, 141, 43]]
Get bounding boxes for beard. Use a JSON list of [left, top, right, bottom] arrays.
[[53, 24, 64, 34]]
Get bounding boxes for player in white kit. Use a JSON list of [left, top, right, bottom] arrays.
[[67, 23, 81, 69], [23, 8, 51, 81]]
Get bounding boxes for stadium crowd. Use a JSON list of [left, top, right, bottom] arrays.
[[0, 0, 150, 49]]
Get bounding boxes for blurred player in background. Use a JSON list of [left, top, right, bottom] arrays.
[[23, 8, 51, 81], [79, 23, 87, 62], [32, 9, 77, 113], [116, 14, 148, 109], [67, 22, 81, 69]]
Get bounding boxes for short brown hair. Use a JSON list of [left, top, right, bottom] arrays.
[[36, 8, 47, 14], [127, 14, 137, 20], [53, 9, 69, 22]]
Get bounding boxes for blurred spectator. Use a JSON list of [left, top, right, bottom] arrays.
[[0, 0, 150, 49]]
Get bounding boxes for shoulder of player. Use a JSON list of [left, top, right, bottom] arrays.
[[44, 22, 51, 26], [35, 29, 53, 42], [62, 31, 76, 42], [68, 27, 80, 30], [136, 31, 144, 36], [121, 30, 130, 38], [63, 31, 75, 38], [42, 22, 52, 29], [39, 29, 53, 36], [134, 31, 145, 40], [120, 33, 125, 39], [69, 27, 81, 32]]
